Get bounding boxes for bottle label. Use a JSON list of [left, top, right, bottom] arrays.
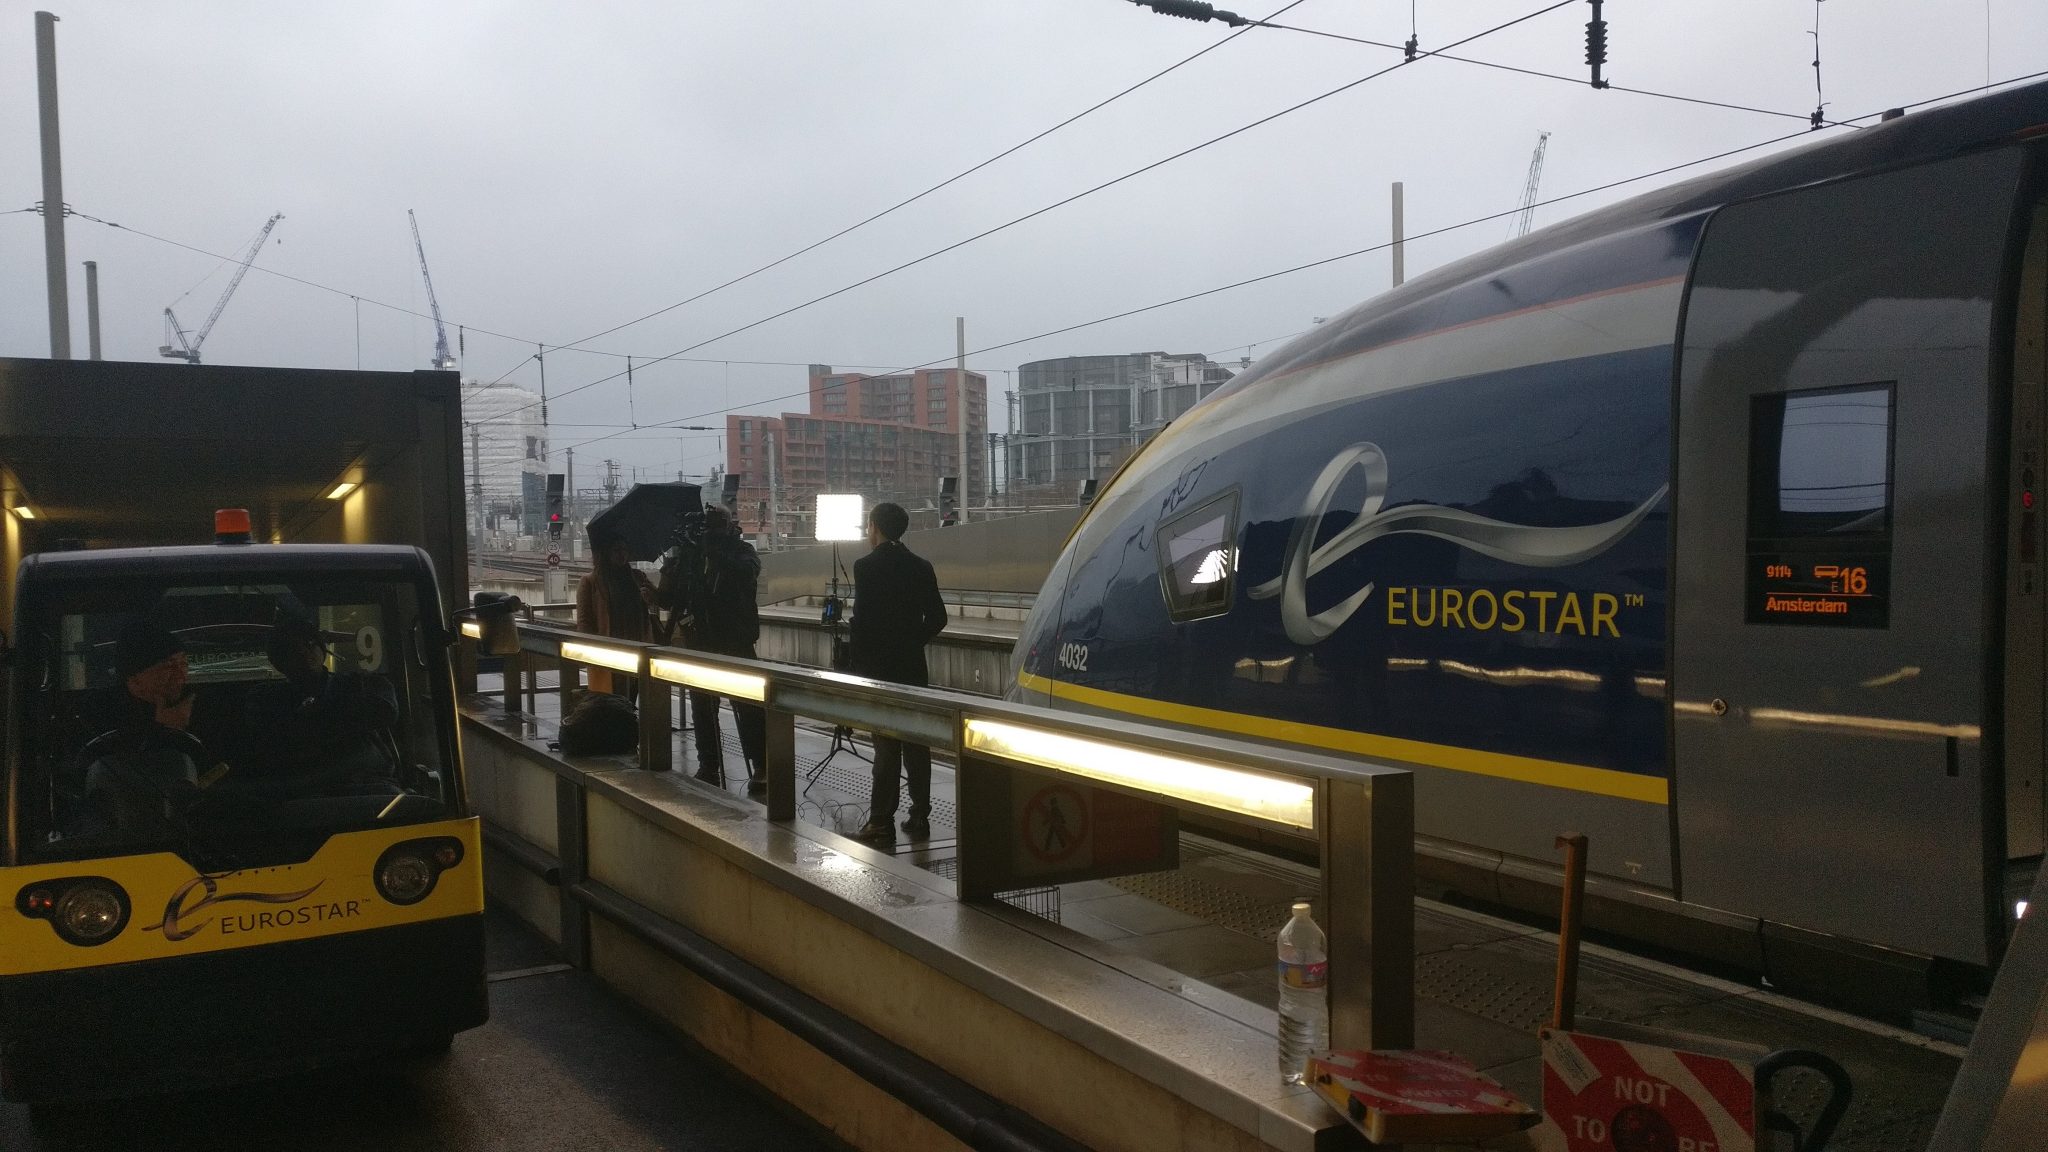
[[1277, 960, 1327, 990]]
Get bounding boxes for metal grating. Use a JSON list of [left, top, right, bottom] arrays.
[[1415, 951, 1553, 1033], [799, 756, 960, 827], [1105, 856, 1309, 944], [906, 857, 1057, 923], [1766, 1066, 1932, 1152], [998, 886, 1061, 923]]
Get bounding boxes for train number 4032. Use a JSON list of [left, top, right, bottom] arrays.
[[1056, 642, 1091, 673]]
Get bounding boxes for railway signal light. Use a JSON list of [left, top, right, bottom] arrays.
[[546, 473, 565, 539]]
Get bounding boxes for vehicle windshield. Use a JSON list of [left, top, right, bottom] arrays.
[[12, 572, 455, 868]]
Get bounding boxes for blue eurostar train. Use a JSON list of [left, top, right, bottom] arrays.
[[1013, 78, 2048, 999]]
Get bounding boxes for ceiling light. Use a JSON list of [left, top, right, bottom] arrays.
[[327, 482, 358, 500]]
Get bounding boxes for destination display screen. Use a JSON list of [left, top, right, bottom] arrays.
[[1745, 383, 1894, 628], [1748, 556, 1889, 627]]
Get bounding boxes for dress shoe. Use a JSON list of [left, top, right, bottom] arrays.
[[746, 778, 768, 797], [693, 767, 723, 787], [901, 815, 931, 839], [853, 821, 895, 842]]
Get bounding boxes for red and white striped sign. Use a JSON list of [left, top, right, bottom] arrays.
[[1537, 1026, 1757, 1152]]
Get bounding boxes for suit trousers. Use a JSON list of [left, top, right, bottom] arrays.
[[869, 735, 931, 823]]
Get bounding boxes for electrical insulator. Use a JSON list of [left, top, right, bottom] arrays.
[[1131, 0, 1249, 27], [1584, 0, 1609, 89], [1404, 35, 1419, 61]]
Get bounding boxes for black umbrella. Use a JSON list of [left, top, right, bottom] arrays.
[[585, 482, 702, 563]]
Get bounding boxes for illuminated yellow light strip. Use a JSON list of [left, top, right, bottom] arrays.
[[1016, 670, 1667, 805], [327, 481, 358, 500], [561, 640, 641, 673], [962, 717, 1316, 830], [651, 656, 767, 702], [10, 506, 34, 520], [459, 621, 483, 639]]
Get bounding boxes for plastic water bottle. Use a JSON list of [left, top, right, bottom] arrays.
[[1276, 900, 1328, 1084]]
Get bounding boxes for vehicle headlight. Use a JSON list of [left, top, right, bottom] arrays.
[[374, 837, 463, 906], [18, 878, 131, 947]]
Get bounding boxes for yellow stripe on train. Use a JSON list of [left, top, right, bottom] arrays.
[[0, 816, 482, 976], [1014, 671, 1668, 805]]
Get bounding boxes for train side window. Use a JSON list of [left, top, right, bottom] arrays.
[[1156, 491, 1239, 622], [1744, 383, 1894, 627]]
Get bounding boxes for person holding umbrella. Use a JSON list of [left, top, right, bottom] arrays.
[[575, 528, 656, 698]]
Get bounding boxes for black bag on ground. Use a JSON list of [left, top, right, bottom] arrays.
[[559, 692, 639, 756]]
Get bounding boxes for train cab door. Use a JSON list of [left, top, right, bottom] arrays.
[[1672, 147, 2029, 966]]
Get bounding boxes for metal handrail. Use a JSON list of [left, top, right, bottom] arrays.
[[476, 618, 1415, 1051]]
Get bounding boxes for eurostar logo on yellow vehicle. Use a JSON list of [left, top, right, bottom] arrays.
[[0, 817, 482, 976]]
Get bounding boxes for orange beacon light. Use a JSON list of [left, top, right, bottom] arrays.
[[215, 508, 253, 545]]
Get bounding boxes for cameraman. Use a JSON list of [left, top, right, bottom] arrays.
[[663, 505, 768, 792]]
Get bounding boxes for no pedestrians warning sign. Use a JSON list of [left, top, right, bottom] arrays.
[[1019, 784, 1089, 864], [982, 767, 1177, 886]]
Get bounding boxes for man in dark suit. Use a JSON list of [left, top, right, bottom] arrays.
[[849, 502, 949, 841]]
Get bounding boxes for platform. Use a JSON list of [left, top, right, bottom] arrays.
[[476, 676, 1964, 1152], [0, 906, 839, 1152]]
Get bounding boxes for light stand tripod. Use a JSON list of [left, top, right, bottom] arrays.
[[805, 541, 868, 793]]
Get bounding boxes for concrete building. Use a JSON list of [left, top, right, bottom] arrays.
[[727, 364, 988, 542], [460, 380, 549, 542], [1010, 352, 1233, 494]]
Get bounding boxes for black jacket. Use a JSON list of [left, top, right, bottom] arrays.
[[849, 540, 948, 686], [669, 534, 761, 655]]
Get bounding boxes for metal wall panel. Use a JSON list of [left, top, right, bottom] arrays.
[[1672, 148, 2023, 964]]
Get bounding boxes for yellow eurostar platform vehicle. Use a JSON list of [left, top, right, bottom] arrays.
[[0, 510, 491, 1102]]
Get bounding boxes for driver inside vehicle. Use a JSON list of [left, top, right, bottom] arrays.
[[243, 608, 402, 794], [76, 619, 210, 837]]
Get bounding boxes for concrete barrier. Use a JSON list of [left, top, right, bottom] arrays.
[[463, 709, 1386, 1152]]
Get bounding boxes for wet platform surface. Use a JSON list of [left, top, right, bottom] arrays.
[[494, 678, 1965, 1150], [0, 906, 841, 1152]]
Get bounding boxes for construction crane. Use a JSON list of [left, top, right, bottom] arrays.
[[409, 209, 457, 371], [1508, 131, 1551, 240], [159, 212, 284, 364]]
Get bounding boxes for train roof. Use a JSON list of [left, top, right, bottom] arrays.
[[1227, 76, 2048, 399]]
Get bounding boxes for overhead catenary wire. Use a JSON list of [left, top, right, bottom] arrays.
[[38, 2, 1803, 391], [59, 210, 921, 381], [499, 0, 1312, 377], [552, 68, 2048, 458], [60, 210, 568, 357], [488, 0, 1583, 428], [1252, 19, 1848, 127], [36, 211, 1008, 383]]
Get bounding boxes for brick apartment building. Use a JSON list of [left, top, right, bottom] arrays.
[[727, 364, 987, 541]]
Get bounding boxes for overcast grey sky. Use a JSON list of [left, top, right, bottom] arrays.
[[3, 1, 2040, 481]]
